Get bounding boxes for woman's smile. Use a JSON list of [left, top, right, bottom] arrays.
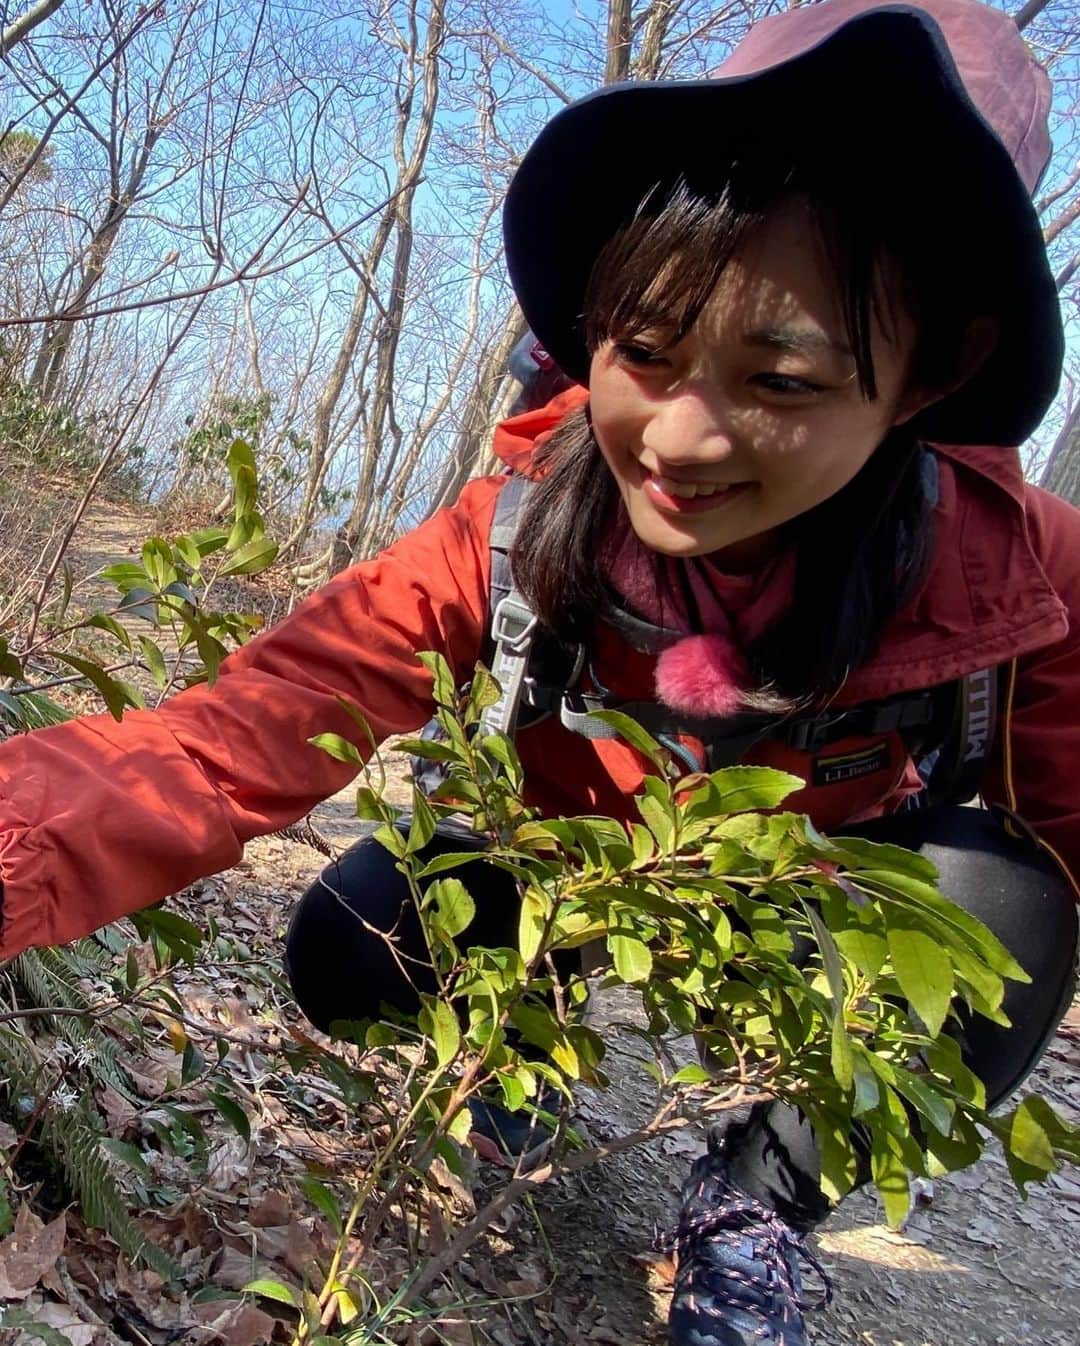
[[639, 467, 754, 514]]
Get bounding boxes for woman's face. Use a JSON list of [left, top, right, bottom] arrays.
[[588, 198, 924, 566]]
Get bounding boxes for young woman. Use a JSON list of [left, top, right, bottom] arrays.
[[1, 2, 1077, 1342]]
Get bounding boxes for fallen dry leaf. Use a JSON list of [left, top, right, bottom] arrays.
[[0, 1207, 67, 1300], [9, 1295, 104, 1346], [249, 1190, 293, 1228], [192, 1298, 278, 1345]]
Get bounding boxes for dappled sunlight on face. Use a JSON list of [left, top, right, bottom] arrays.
[[588, 198, 919, 567]]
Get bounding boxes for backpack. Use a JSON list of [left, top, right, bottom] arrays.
[[414, 471, 998, 811]]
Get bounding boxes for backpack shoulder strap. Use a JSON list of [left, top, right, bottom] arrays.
[[481, 475, 539, 737], [912, 666, 999, 808], [479, 475, 585, 736]]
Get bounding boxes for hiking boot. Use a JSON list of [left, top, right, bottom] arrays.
[[663, 1127, 832, 1346]]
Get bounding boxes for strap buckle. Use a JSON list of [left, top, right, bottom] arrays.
[[491, 595, 538, 654], [787, 712, 849, 752]]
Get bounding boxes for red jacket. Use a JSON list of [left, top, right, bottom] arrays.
[[1, 389, 1077, 958]]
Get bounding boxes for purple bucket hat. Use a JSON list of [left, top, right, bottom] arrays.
[[503, 0, 1062, 446]]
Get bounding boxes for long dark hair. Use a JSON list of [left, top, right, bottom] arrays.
[[510, 151, 985, 705]]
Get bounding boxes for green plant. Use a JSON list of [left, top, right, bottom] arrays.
[[0, 437, 277, 730], [239, 651, 1078, 1340]]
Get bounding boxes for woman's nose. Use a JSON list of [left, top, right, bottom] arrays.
[[640, 387, 736, 467]]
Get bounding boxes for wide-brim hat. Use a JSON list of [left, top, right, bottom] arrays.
[[503, 0, 1063, 446]]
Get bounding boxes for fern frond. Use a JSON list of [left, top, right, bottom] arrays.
[[8, 949, 137, 1100], [0, 689, 72, 731], [45, 1100, 180, 1281]]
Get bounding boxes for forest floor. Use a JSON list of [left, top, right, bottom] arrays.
[[1, 489, 1077, 1346]]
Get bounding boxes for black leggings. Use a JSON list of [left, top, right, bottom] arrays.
[[284, 805, 1077, 1227]]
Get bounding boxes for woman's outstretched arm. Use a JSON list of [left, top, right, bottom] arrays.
[[0, 476, 502, 958]]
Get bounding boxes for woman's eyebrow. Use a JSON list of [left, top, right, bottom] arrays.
[[744, 326, 854, 359]]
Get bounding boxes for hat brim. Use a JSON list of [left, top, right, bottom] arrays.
[[503, 8, 1062, 446]]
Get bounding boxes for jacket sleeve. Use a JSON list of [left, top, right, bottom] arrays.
[[981, 487, 1080, 899], [0, 476, 502, 958]]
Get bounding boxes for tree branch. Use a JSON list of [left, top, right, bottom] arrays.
[[1, 0, 66, 57]]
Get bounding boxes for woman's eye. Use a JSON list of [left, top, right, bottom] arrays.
[[613, 341, 668, 368], [752, 373, 827, 396]]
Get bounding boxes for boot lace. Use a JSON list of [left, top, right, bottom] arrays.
[[657, 1165, 833, 1317]]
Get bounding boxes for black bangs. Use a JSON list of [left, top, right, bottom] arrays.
[[583, 177, 752, 356], [581, 157, 897, 403]]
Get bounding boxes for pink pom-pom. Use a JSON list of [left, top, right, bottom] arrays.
[[655, 634, 746, 718]]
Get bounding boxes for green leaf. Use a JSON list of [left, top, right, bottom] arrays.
[[870, 1132, 911, 1228], [51, 652, 144, 720], [307, 732, 364, 765], [415, 850, 485, 878], [416, 650, 457, 707], [0, 637, 23, 680], [189, 525, 231, 557], [518, 887, 548, 964], [101, 562, 149, 589], [479, 732, 523, 787], [85, 612, 133, 650], [1008, 1097, 1057, 1173], [497, 1071, 527, 1113], [885, 918, 954, 1037], [243, 1278, 300, 1308], [139, 637, 168, 690], [428, 877, 476, 940], [227, 438, 258, 517], [181, 1039, 206, 1084], [101, 1138, 151, 1177], [226, 510, 264, 552], [219, 536, 278, 577], [116, 586, 158, 622], [888, 1070, 954, 1138], [162, 579, 198, 607], [300, 1177, 343, 1232], [608, 933, 653, 983], [129, 907, 204, 964], [422, 998, 461, 1069], [809, 1112, 860, 1204], [708, 766, 804, 814], [850, 1052, 880, 1116], [142, 537, 177, 588], [589, 710, 669, 771], [373, 822, 407, 859], [832, 927, 887, 980], [173, 534, 203, 572], [856, 866, 1028, 981], [406, 794, 437, 853], [209, 1089, 251, 1143], [801, 901, 853, 1090], [669, 1064, 712, 1086], [466, 664, 502, 717]]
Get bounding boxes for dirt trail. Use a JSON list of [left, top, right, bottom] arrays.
[[64, 497, 1080, 1346]]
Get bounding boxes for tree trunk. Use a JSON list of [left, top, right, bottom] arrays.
[[605, 0, 633, 83], [1039, 399, 1080, 506]]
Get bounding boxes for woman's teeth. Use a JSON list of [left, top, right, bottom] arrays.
[[652, 474, 729, 499]]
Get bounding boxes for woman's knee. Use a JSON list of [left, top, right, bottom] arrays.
[[284, 831, 433, 1031], [844, 804, 1078, 1104], [284, 819, 522, 1033]]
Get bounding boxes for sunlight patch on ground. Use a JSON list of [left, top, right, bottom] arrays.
[[816, 1226, 969, 1274]]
